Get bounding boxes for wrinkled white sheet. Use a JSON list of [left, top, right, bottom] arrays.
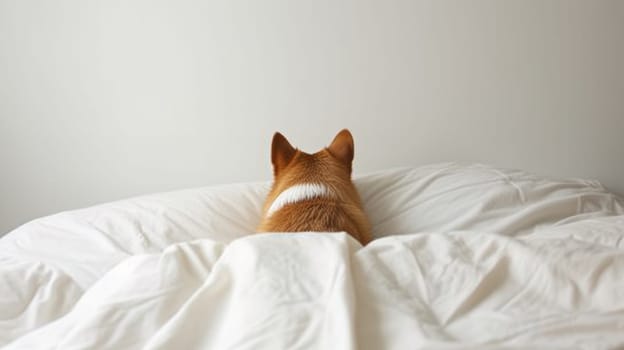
[[1, 163, 623, 349]]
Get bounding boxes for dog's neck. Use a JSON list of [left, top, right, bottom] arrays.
[[267, 183, 332, 216]]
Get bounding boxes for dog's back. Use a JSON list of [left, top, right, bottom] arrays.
[[257, 130, 372, 245]]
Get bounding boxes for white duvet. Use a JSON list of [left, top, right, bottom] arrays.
[[2, 163, 624, 349]]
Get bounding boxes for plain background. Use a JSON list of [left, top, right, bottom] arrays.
[[1, 0, 623, 235]]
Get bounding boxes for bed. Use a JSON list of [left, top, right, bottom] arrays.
[[1, 163, 623, 349]]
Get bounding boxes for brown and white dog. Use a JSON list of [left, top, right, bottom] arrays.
[[257, 129, 372, 245]]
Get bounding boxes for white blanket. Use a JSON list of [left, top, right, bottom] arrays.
[[2, 164, 624, 349]]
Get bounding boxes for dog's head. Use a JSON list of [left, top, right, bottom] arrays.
[[259, 129, 371, 244], [270, 129, 355, 190]]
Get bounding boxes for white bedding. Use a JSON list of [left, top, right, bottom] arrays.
[[1, 163, 623, 349]]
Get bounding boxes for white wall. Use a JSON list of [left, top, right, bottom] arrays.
[[1, 0, 623, 234]]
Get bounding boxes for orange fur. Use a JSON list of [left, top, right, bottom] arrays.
[[257, 129, 372, 245]]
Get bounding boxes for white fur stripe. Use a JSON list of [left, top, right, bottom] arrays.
[[267, 183, 332, 216]]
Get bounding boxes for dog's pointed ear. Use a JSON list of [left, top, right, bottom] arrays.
[[327, 129, 354, 172], [271, 132, 296, 176]]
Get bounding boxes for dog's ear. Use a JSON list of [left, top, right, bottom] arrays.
[[271, 132, 296, 176], [327, 129, 354, 173]]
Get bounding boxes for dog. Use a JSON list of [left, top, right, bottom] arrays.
[[257, 129, 372, 245]]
